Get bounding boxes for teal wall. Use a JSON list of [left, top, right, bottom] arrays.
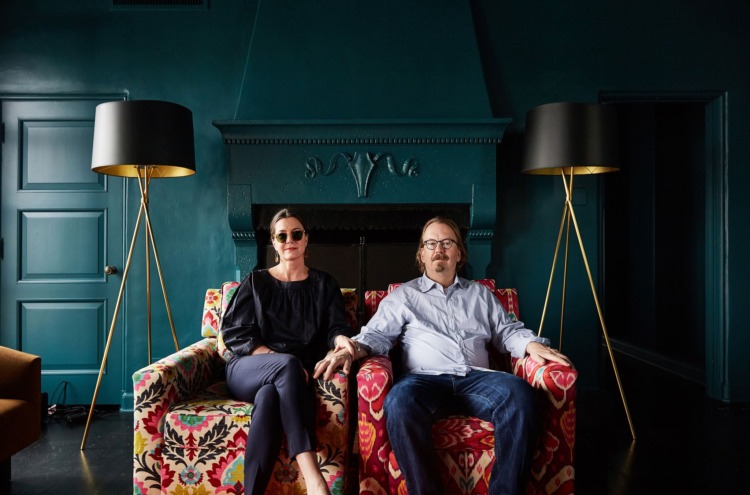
[[472, 0, 750, 402], [1, 0, 748, 402]]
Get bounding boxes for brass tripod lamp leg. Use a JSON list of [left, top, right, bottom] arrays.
[[142, 190, 180, 353], [564, 174, 637, 441], [141, 172, 153, 364], [559, 173, 574, 351], [80, 198, 145, 450], [538, 201, 569, 338], [538, 169, 636, 440]]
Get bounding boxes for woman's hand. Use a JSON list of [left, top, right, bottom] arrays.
[[313, 336, 365, 381]]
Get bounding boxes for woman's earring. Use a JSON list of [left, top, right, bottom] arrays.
[[275, 251, 280, 263]]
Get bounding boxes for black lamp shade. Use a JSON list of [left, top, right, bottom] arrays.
[[91, 100, 196, 178], [522, 102, 619, 175]]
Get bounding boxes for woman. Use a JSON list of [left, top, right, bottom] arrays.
[[220, 208, 353, 495]]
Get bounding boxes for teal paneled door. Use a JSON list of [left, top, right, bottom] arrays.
[[1, 97, 125, 404]]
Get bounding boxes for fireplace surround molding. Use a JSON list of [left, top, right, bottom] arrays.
[[213, 118, 511, 278]]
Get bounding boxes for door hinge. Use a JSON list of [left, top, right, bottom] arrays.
[[0, 238, 3, 260], [1, 122, 5, 144]]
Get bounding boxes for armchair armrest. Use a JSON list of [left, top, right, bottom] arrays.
[[357, 355, 394, 415], [512, 355, 578, 491], [132, 338, 220, 490], [356, 355, 394, 494], [309, 369, 352, 493], [0, 346, 41, 403], [133, 338, 220, 423], [0, 346, 41, 461], [511, 355, 578, 405], [313, 368, 351, 443]]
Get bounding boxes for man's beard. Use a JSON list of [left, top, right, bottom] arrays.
[[431, 253, 448, 272]]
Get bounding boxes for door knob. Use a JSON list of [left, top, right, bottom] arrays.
[[104, 265, 118, 275]]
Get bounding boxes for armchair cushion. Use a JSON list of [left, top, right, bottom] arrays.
[[161, 381, 252, 491]]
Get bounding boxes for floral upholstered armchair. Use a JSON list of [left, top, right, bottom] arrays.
[[133, 281, 358, 495], [356, 280, 578, 495]]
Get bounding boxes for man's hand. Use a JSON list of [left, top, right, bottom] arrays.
[[313, 336, 365, 381], [526, 341, 574, 368]]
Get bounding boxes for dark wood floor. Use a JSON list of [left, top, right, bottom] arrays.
[[576, 354, 749, 494], [8, 353, 749, 495]]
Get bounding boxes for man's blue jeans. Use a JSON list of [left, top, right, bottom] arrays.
[[384, 369, 537, 495]]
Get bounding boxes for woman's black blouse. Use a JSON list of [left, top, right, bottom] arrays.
[[220, 268, 353, 372]]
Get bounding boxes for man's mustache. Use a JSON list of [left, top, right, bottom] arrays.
[[431, 253, 449, 261]]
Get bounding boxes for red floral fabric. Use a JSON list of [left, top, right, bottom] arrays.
[[356, 281, 577, 495]]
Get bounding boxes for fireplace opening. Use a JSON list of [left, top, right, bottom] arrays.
[[262, 238, 421, 291], [254, 203, 471, 323]]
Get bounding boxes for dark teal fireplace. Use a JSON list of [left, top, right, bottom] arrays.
[[213, 119, 510, 286], [213, 0, 511, 291]]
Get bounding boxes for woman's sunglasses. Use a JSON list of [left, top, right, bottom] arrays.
[[274, 230, 305, 243]]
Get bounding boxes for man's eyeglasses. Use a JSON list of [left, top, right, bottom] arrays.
[[422, 239, 457, 251], [274, 230, 305, 243]]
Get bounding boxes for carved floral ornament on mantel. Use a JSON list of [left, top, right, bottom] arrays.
[[305, 151, 419, 198]]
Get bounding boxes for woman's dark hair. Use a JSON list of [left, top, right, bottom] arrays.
[[269, 208, 306, 236], [415, 216, 467, 273]]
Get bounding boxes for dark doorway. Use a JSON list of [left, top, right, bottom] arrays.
[[602, 100, 708, 382]]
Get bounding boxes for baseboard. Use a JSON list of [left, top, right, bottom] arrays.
[[608, 338, 705, 385], [120, 392, 134, 412]]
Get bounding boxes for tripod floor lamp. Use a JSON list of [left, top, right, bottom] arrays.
[[80, 100, 196, 449], [522, 102, 636, 440]]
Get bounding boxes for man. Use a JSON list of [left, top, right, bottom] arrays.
[[314, 216, 572, 495]]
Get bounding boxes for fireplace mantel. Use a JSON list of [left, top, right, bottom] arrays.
[[213, 119, 511, 277], [215, 119, 510, 143]]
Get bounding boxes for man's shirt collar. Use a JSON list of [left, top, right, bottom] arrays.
[[418, 272, 466, 292]]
